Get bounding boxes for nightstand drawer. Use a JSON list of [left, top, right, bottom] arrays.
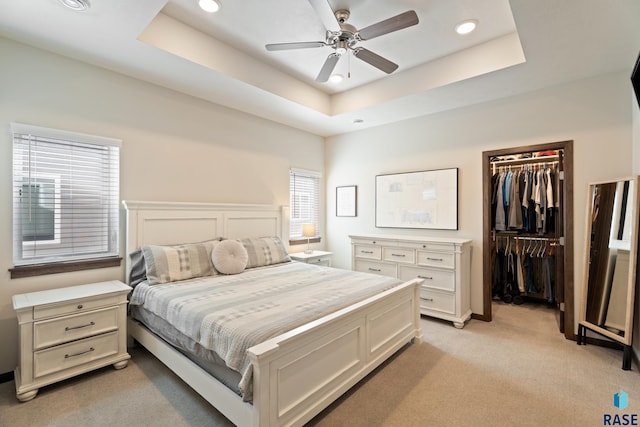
[[307, 257, 331, 266], [354, 245, 382, 260], [382, 247, 415, 264], [34, 306, 119, 350], [419, 288, 455, 315], [354, 260, 396, 277], [399, 266, 455, 292], [33, 331, 119, 378], [34, 294, 123, 320], [417, 251, 455, 269]]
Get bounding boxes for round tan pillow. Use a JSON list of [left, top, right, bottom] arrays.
[[211, 239, 248, 275]]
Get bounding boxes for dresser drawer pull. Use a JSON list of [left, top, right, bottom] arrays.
[[421, 298, 434, 302], [368, 268, 382, 272], [360, 250, 374, 254], [426, 257, 444, 262], [65, 347, 95, 359], [418, 275, 433, 280], [65, 321, 96, 331], [391, 253, 406, 257], [77, 304, 83, 309]]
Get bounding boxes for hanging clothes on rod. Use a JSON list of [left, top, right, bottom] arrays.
[[492, 235, 559, 304], [491, 160, 559, 235]]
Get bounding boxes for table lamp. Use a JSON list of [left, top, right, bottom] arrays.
[[302, 223, 315, 254]]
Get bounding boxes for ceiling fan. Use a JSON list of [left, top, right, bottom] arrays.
[[265, 0, 419, 82]]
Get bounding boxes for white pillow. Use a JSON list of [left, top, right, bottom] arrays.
[[212, 239, 249, 275]]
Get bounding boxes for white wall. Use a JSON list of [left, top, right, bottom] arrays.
[[325, 71, 634, 327], [0, 38, 324, 374]]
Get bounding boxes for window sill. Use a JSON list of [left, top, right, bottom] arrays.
[[289, 237, 321, 246], [9, 257, 122, 279]]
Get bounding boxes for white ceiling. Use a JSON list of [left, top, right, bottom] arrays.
[[1, 0, 639, 137]]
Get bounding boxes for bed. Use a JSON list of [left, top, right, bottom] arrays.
[[123, 200, 423, 426]]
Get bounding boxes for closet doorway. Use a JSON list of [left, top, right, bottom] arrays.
[[481, 140, 575, 340]]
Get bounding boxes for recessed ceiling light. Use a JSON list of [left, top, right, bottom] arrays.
[[455, 19, 478, 35], [199, 0, 221, 13], [58, 0, 90, 11], [329, 74, 343, 83]]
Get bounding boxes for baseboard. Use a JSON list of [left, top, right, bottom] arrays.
[[471, 312, 490, 322], [0, 371, 14, 384]]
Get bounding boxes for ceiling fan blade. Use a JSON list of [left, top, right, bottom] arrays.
[[353, 48, 398, 74], [307, 0, 341, 32], [358, 10, 419, 40], [316, 53, 340, 82], [266, 41, 326, 51]]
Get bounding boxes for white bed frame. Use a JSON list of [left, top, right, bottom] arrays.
[[122, 200, 422, 427]]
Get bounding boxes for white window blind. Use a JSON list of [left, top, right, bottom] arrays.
[[11, 123, 121, 266], [289, 168, 321, 240]]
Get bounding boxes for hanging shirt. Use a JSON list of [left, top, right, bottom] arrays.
[[508, 170, 523, 230], [495, 172, 506, 231]]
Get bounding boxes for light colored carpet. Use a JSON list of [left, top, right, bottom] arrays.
[[1, 302, 638, 427]]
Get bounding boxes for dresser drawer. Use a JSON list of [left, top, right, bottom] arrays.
[[354, 260, 397, 277], [419, 288, 455, 315], [354, 245, 382, 260], [33, 294, 123, 320], [33, 331, 119, 378], [34, 306, 119, 350], [417, 250, 455, 269], [399, 266, 455, 292], [382, 247, 415, 264], [414, 242, 455, 252]]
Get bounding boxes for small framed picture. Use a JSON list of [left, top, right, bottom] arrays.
[[336, 185, 357, 217]]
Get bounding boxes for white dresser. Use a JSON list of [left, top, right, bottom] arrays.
[[350, 234, 472, 328], [12, 280, 131, 401]]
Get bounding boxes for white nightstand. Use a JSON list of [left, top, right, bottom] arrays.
[[12, 280, 131, 402], [290, 250, 333, 267]]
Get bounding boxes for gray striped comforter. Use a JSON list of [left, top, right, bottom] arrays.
[[129, 261, 402, 399]]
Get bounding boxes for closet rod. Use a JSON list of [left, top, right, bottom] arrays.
[[490, 154, 559, 166], [494, 235, 559, 242], [514, 236, 559, 242], [492, 159, 559, 175]]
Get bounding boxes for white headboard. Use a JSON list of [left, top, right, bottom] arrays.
[[122, 200, 289, 281]]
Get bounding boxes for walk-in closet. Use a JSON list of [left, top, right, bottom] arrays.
[[482, 141, 574, 339]]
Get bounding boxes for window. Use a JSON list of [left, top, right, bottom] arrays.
[[11, 123, 121, 275], [289, 168, 321, 242]]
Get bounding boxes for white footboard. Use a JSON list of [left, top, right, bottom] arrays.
[[248, 278, 422, 426]]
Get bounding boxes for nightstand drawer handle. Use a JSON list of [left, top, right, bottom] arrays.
[[65, 347, 94, 359], [361, 250, 374, 254], [391, 253, 406, 257], [426, 257, 443, 262], [368, 268, 381, 272], [65, 321, 95, 331], [422, 298, 434, 302], [76, 304, 83, 309], [418, 275, 433, 280]]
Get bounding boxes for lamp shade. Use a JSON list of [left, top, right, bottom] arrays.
[[302, 223, 316, 237]]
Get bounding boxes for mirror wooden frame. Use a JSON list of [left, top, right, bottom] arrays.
[[578, 176, 639, 370]]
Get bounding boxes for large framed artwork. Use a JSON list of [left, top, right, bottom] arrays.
[[375, 168, 458, 230]]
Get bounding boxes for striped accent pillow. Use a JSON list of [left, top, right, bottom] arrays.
[[239, 236, 291, 269], [142, 240, 220, 285]]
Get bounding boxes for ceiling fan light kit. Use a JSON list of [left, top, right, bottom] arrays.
[[265, 0, 419, 83]]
